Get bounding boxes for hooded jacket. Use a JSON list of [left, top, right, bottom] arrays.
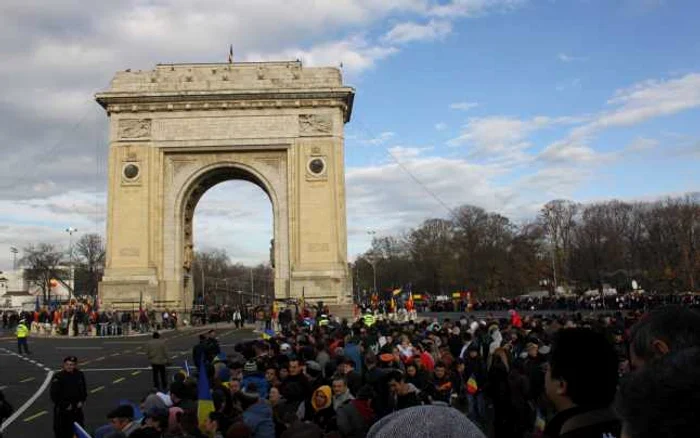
[[243, 400, 275, 438]]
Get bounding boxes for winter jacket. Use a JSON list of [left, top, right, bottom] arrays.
[[544, 406, 621, 438], [242, 373, 270, 399], [243, 401, 276, 438], [392, 383, 424, 412], [464, 356, 487, 393], [146, 338, 169, 365], [332, 390, 354, 411], [337, 399, 375, 438]]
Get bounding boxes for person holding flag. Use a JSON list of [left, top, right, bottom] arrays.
[[197, 353, 215, 432]]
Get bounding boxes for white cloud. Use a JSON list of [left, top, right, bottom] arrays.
[[449, 101, 479, 111], [558, 53, 587, 63], [571, 73, 700, 139], [429, 0, 527, 17], [383, 19, 452, 44], [365, 131, 396, 145], [447, 115, 579, 163], [245, 36, 398, 75], [538, 140, 606, 163], [434, 122, 448, 131]]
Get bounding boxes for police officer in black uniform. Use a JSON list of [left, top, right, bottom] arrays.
[[50, 356, 87, 438]]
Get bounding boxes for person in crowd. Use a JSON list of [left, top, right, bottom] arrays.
[[331, 376, 354, 410], [463, 344, 487, 425], [203, 412, 226, 438], [487, 347, 517, 438], [278, 358, 310, 408], [105, 405, 139, 437], [336, 385, 376, 438], [309, 385, 337, 434], [241, 384, 275, 438], [15, 318, 30, 354], [366, 405, 485, 438], [387, 370, 423, 412], [628, 305, 700, 370], [428, 361, 453, 404], [242, 360, 270, 400], [543, 328, 620, 438], [51, 356, 88, 438], [146, 332, 169, 391], [131, 407, 169, 438], [616, 346, 700, 438], [341, 358, 363, 396]]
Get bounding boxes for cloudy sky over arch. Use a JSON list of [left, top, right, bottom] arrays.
[[1, 0, 699, 270]]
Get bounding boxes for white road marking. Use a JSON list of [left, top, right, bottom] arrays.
[[0, 370, 54, 433], [55, 346, 103, 350], [80, 366, 194, 372]]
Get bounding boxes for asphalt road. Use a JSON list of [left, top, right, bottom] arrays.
[[0, 324, 253, 436]]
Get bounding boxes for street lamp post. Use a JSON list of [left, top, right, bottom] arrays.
[[65, 227, 78, 301], [367, 231, 378, 294], [9, 247, 18, 271]]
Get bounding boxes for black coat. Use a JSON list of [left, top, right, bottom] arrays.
[[50, 370, 87, 410]]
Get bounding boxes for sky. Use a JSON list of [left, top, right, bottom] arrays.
[[1, 0, 699, 270]]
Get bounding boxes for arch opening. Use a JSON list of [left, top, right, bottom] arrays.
[[181, 166, 276, 309]]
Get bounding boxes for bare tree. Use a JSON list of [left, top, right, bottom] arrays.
[[74, 233, 105, 297], [20, 243, 67, 302], [540, 200, 578, 291]]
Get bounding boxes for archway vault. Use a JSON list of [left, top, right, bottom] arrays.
[[96, 61, 354, 312]]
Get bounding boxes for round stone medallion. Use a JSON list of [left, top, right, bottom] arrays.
[[123, 163, 140, 180], [308, 158, 325, 175]]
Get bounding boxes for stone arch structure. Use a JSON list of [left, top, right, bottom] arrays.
[[96, 61, 354, 311]]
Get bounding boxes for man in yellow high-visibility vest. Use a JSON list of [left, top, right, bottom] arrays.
[[16, 318, 31, 355], [363, 312, 376, 328]]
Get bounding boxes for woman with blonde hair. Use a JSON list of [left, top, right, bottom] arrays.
[[310, 385, 338, 433]]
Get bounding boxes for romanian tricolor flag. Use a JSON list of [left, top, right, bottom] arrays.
[[466, 375, 478, 394], [197, 354, 215, 431]]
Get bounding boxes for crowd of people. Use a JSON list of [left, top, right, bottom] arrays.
[[425, 292, 700, 313], [27, 301, 700, 438], [1, 306, 178, 337]]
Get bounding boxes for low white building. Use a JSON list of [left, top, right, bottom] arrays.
[[0, 269, 72, 311]]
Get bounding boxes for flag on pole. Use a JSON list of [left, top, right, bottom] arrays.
[[184, 360, 191, 376], [228, 45, 233, 63], [197, 354, 215, 431], [73, 422, 93, 438]]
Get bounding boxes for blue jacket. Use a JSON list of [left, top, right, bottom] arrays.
[[344, 342, 363, 372], [242, 373, 270, 399], [243, 401, 275, 438]]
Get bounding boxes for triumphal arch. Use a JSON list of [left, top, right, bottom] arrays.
[[96, 61, 354, 311]]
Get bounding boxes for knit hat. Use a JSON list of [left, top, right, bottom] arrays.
[[367, 405, 486, 438], [244, 360, 258, 373]]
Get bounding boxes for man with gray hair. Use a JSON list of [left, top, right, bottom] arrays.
[[629, 305, 700, 370]]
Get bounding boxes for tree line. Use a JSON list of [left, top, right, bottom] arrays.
[[191, 249, 274, 306], [353, 194, 700, 300], [17, 235, 273, 305], [19, 233, 105, 302]]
